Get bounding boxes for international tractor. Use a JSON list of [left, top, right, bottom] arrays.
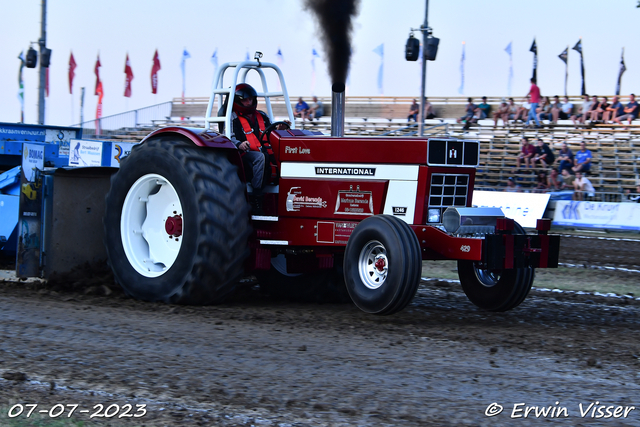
[[100, 57, 560, 315]]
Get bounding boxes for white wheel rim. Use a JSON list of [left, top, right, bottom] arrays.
[[358, 240, 388, 290], [473, 264, 501, 288], [121, 174, 183, 278]]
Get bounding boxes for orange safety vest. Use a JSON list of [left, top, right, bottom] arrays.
[[237, 113, 266, 152]]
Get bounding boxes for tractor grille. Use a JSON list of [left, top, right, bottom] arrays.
[[427, 173, 470, 223]]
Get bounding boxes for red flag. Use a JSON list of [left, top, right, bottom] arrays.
[[124, 54, 134, 97], [45, 67, 49, 97], [68, 52, 76, 94], [96, 81, 104, 135], [94, 55, 101, 95], [151, 50, 161, 94]]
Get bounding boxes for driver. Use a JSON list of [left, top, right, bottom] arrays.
[[230, 83, 288, 214]]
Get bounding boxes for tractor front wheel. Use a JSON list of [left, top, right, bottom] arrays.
[[343, 215, 422, 315]]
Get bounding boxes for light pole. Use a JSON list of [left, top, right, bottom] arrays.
[[38, 0, 47, 125], [418, 0, 429, 137]]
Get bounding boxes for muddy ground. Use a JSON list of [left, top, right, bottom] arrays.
[[1, 234, 640, 426]]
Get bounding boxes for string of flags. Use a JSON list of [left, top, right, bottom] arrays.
[[24, 43, 632, 123], [497, 39, 626, 97]]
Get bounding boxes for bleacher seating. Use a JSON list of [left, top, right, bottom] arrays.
[[465, 121, 640, 199], [102, 95, 640, 201]]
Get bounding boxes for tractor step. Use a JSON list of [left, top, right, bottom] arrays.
[[251, 215, 279, 221]]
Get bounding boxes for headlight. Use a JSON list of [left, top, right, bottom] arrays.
[[427, 208, 441, 223]]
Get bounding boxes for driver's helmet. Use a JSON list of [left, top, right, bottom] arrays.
[[233, 83, 258, 115]]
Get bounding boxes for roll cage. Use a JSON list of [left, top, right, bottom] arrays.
[[204, 53, 296, 138]]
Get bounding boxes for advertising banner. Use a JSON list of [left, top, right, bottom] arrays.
[[472, 190, 551, 228], [110, 142, 136, 167], [68, 139, 103, 167], [553, 200, 640, 230], [17, 143, 45, 277]]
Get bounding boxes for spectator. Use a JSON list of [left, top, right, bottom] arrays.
[[293, 97, 309, 120], [532, 138, 555, 168], [582, 95, 599, 122], [505, 177, 521, 192], [476, 96, 491, 119], [547, 169, 563, 191], [424, 97, 436, 120], [514, 136, 536, 172], [557, 142, 574, 173], [547, 95, 562, 124], [573, 171, 595, 201], [613, 93, 639, 127], [537, 96, 552, 122], [603, 95, 624, 123], [464, 96, 491, 129], [560, 169, 576, 191], [551, 95, 573, 123], [525, 78, 542, 128], [507, 97, 519, 124], [572, 142, 593, 173], [586, 96, 609, 123], [571, 94, 593, 125], [534, 170, 549, 192], [514, 96, 531, 123], [308, 96, 324, 121], [457, 98, 476, 129], [493, 99, 510, 128], [624, 183, 640, 203], [407, 99, 419, 122]]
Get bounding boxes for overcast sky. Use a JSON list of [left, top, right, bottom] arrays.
[[1, 0, 638, 127]]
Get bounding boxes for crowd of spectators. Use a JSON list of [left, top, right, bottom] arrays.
[[504, 134, 640, 202], [507, 136, 602, 200], [485, 93, 638, 128]]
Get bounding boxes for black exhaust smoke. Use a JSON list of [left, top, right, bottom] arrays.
[[304, 0, 360, 136]]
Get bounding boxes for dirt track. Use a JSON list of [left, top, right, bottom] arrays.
[[1, 235, 640, 426]]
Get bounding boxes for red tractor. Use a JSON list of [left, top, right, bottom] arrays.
[[103, 58, 559, 314]]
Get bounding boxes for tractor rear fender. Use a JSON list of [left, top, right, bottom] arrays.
[[141, 126, 246, 182]]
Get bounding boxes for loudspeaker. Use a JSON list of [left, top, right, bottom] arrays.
[[26, 47, 37, 68], [405, 35, 420, 61], [41, 48, 52, 68], [425, 37, 440, 61]]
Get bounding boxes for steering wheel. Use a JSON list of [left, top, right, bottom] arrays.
[[259, 121, 291, 145]]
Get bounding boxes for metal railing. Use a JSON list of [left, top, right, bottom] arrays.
[[72, 101, 172, 139], [378, 122, 449, 137]]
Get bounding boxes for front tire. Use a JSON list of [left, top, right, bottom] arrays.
[[104, 137, 250, 304], [343, 215, 422, 315], [457, 222, 534, 311]]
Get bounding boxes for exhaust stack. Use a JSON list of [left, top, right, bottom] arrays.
[[331, 82, 345, 137]]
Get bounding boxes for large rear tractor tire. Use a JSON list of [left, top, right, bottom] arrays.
[[457, 222, 534, 312], [343, 215, 422, 315], [103, 137, 250, 304]]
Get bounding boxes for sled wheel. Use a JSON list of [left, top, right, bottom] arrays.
[[457, 222, 534, 312], [104, 137, 250, 304], [256, 254, 350, 303], [344, 215, 421, 315]]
